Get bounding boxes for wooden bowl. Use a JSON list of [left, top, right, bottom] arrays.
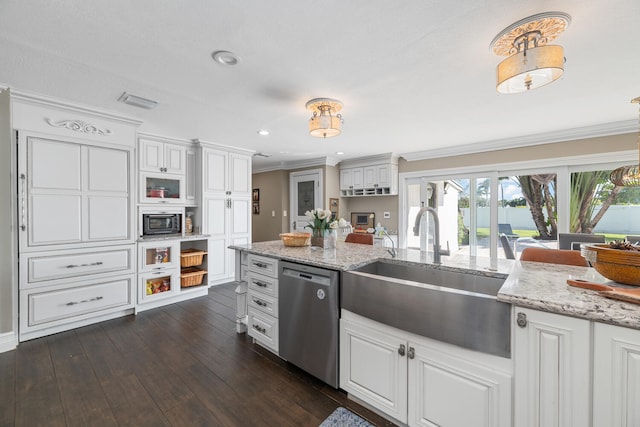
[[581, 244, 640, 285]]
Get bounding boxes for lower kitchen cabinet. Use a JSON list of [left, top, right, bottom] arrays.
[[246, 253, 279, 354], [593, 322, 640, 427], [513, 307, 591, 427], [341, 310, 512, 426]]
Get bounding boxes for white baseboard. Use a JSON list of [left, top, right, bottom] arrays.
[[0, 331, 17, 353]]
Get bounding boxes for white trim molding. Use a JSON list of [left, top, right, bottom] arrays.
[[253, 156, 340, 174], [0, 331, 17, 353], [401, 120, 637, 162]]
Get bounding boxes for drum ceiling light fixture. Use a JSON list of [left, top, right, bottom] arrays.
[[306, 98, 343, 138], [491, 12, 571, 94], [610, 97, 640, 187]]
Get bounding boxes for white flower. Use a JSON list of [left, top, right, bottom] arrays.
[[338, 217, 347, 227], [325, 209, 333, 218], [305, 210, 314, 220], [329, 220, 338, 229], [317, 210, 328, 220]]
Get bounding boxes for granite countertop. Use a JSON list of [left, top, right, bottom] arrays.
[[498, 260, 640, 329], [229, 240, 513, 276], [231, 240, 640, 329]]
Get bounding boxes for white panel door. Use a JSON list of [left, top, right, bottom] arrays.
[[30, 138, 81, 191], [340, 318, 408, 423], [164, 144, 186, 174], [340, 169, 353, 190], [87, 147, 128, 192], [229, 153, 251, 195], [139, 139, 164, 172], [29, 194, 82, 245], [207, 237, 228, 281], [593, 322, 640, 427], [204, 197, 227, 238], [87, 196, 129, 240], [289, 169, 322, 232], [363, 166, 377, 188], [514, 308, 591, 427], [202, 148, 227, 194], [409, 340, 512, 427], [230, 198, 250, 235], [185, 147, 197, 204]]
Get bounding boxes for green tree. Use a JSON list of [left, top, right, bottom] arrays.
[[570, 170, 621, 233], [516, 175, 557, 240]]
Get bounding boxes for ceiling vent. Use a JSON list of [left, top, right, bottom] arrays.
[[117, 92, 158, 109]]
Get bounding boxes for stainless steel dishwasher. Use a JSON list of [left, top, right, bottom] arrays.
[[279, 261, 339, 388]]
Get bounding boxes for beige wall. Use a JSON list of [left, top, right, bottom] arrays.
[[399, 133, 636, 173], [341, 196, 399, 233], [251, 169, 289, 242]]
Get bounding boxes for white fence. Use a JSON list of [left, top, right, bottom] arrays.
[[461, 205, 640, 234]]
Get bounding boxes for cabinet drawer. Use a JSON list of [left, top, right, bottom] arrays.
[[24, 276, 133, 326], [25, 247, 133, 284], [248, 290, 278, 318], [248, 307, 278, 352], [246, 271, 278, 298], [246, 254, 279, 277]]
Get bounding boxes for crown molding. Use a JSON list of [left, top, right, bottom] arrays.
[[7, 86, 142, 127], [137, 131, 193, 146], [192, 138, 255, 156], [338, 152, 400, 169], [252, 156, 340, 174], [401, 120, 637, 162]]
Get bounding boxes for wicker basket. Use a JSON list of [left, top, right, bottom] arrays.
[[181, 267, 207, 287], [180, 248, 207, 267], [279, 232, 311, 247]]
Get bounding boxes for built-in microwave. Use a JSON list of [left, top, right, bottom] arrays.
[[142, 212, 182, 236]]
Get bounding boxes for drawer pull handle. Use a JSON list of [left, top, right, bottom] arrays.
[[252, 324, 266, 334], [253, 298, 267, 307], [20, 174, 27, 232], [66, 296, 104, 306], [254, 280, 268, 288], [65, 261, 104, 269], [253, 262, 268, 269]]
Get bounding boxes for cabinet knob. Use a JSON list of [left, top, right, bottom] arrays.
[[516, 312, 528, 328], [408, 346, 415, 359], [398, 344, 406, 357]]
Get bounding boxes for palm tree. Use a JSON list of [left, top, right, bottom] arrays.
[[570, 170, 621, 233]]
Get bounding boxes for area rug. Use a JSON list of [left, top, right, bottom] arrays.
[[319, 407, 374, 427]]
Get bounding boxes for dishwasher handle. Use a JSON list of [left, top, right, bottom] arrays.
[[281, 267, 331, 286]]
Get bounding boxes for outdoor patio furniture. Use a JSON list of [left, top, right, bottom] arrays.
[[498, 223, 519, 239], [627, 235, 640, 244], [558, 233, 605, 250], [500, 233, 515, 259]]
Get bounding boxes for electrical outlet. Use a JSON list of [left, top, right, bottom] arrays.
[[283, 210, 287, 217], [272, 210, 276, 217], [384, 211, 391, 219]]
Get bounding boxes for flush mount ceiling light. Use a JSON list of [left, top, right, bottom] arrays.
[[257, 129, 270, 136], [491, 12, 570, 94], [212, 50, 241, 67], [117, 92, 158, 109], [610, 97, 640, 187], [306, 98, 343, 138]]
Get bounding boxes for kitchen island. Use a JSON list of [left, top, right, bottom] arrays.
[[231, 240, 640, 427]]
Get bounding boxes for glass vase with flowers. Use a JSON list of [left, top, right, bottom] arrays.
[[305, 209, 343, 249]]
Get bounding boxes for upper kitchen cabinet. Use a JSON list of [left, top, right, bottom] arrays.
[[340, 153, 399, 197], [199, 143, 252, 196], [138, 134, 191, 204]]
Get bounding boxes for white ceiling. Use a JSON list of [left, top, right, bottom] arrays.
[[1, 0, 639, 171]]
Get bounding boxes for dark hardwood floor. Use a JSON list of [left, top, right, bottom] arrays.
[[0, 283, 395, 426]]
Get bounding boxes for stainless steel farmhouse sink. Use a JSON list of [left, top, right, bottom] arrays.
[[341, 261, 511, 358]]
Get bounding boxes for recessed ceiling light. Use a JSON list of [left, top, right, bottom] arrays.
[[212, 50, 241, 67], [257, 129, 270, 136], [336, 151, 344, 155]]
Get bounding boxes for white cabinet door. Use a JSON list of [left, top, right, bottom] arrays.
[[139, 139, 164, 172], [229, 153, 251, 195], [352, 168, 364, 189], [202, 148, 228, 195], [185, 147, 197, 205], [363, 166, 377, 188], [514, 308, 591, 427], [409, 340, 512, 427], [341, 317, 408, 423], [164, 143, 186, 174], [377, 164, 392, 187], [340, 168, 353, 190], [593, 323, 640, 427]]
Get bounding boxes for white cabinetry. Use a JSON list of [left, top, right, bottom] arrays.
[[246, 254, 279, 353], [339, 154, 399, 197], [13, 92, 140, 342], [513, 307, 591, 427], [138, 135, 190, 204], [341, 311, 512, 426], [593, 323, 640, 427], [198, 141, 252, 284]]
